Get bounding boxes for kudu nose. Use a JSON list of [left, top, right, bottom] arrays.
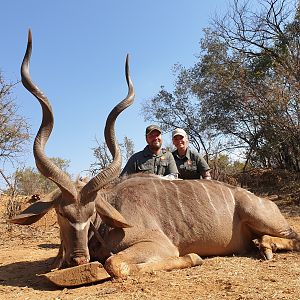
[[71, 256, 89, 266]]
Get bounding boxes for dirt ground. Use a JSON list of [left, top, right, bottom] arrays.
[[0, 194, 300, 300]]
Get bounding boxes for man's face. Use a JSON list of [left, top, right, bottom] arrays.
[[146, 130, 162, 151], [172, 134, 188, 151]]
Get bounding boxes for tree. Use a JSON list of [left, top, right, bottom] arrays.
[[206, 0, 300, 170], [141, 78, 225, 161], [89, 138, 113, 176], [122, 136, 134, 161], [142, 0, 300, 171], [13, 157, 71, 195], [89, 136, 135, 176], [213, 0, 299, 81], [0, 71, 30, 163], [209, 153, 244, 183], [0, 71, 30, 192]]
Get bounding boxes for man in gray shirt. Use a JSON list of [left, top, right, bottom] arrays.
[[172, 128, 211, 180], [121, 125, 178, 177]]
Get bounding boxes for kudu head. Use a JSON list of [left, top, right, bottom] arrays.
[[9, 29, 134, 268]]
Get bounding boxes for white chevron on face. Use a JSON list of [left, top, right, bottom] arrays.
[[69, 219, 90, 231]]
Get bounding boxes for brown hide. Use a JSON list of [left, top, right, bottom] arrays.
[[101, 176, 298, 259]]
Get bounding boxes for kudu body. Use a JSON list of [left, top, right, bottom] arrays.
[[10, 30, 300, 278]]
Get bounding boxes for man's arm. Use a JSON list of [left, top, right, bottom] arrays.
[[166, 152, 179, 175], [120, 155, 137, 176], [195, 152, 211, 179]]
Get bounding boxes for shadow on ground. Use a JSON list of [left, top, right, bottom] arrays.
[[0, 257, 58, 291]]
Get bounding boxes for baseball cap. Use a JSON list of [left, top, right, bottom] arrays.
[[145, 124, 162, 135], [172, 128, 187, 138]]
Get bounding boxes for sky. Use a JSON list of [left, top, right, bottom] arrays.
[[0, 1, 229, 185]]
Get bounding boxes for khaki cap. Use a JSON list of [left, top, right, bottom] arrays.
[[172, 128, 187, 138]]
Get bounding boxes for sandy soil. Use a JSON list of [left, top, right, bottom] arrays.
[[0, 195, 300, 300]]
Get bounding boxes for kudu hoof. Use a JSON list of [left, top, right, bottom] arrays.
[[185, 253, 203, 266], [253, 238, 274, 260]]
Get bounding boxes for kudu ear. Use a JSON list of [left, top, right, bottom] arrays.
[[95, 197, 132, 228], [8, 201, 54, 225], [8, 189, 61, 225]]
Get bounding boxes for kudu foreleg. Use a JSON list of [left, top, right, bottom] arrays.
[[104, 239, 202, 278], [105, 252, 202, 278], [51, 242, 64, 269], [135, 253, 203, 274]]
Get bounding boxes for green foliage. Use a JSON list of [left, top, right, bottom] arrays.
[[209, 154, 245, 182], [204, 0, 300, 171], [142, 0, 300, 172], [14, 157, 71, 195]]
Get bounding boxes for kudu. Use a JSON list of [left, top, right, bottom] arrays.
[[10, 30, 300, 279]]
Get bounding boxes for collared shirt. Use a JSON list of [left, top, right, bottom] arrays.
[[172, 147, 210, 179], [121, 145, 178, 176]]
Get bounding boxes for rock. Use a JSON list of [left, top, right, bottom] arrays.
[[41, 262, 111, 287]]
